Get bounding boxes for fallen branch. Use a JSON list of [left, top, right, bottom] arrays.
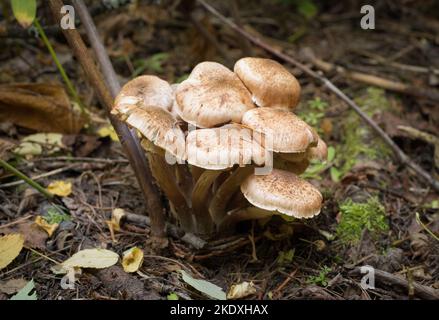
[[196, 0, 439, 193], [350, 267, 439, 300], [302, 48, 439, 102], [48, 0, 167, 238]]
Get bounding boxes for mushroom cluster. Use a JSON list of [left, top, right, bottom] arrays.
[[112, 57, 327, 237]]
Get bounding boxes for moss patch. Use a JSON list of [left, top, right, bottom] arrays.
[[336, 197, 388, 244]]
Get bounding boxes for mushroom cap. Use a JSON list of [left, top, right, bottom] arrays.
[[307, 137, 328, 161], [242, 107, 318, 153], [186, 123, 267, 170], [240, 169, 323, 218], [114, 75, 174, 114], [176, 62, 255, 128], [117, 104, 186, 160], [234, 57, 301, 109]]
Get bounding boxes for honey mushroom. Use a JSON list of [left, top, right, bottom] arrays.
[[112, 57, 328, 238]]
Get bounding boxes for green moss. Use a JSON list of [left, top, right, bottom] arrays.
[[331, 87, 392, 182], [336, 197, 388, 244]]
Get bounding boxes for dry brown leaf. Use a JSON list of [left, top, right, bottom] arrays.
[[0, 278, 28, 295], [0, 83, 85, 134], [1, 220, 48, 249]]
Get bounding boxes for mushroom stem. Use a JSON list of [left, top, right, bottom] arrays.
[[145, 147, 194, 233], [191, 169, 223, 235], [174, 164, 194, 207], [218, 206, 274, 231], [208, 166, 254, 225]]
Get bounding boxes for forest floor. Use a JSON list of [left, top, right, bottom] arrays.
[[0, 0, 438, 300]]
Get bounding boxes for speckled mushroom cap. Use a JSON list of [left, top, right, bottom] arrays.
[[234, 57, 301, 109], [186, 124, 267, 170], [240, 169, 323, 218], [175, 62, 255, 128], [114, 104, 186, 160], [242, 107, 318, 153], [113, 75, 174, 114]]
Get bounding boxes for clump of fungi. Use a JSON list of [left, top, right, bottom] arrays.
[[112, 57, 327, 238]]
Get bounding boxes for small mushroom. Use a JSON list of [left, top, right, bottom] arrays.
[[112, 79, 193, 232], [240, 169, 323, 219], [234, 57, 301, 109], [176, 62, 255, 128], [307, 137, 328, 161]]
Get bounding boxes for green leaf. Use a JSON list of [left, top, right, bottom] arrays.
[[180, 270, 226, 300], [10, 279, 37, 300], [167, 293, 179, 300], [296, 0, 317, 19], [327, 146, 335, 162], [330, 166, 341, 182], [11, 0, 37, 28]]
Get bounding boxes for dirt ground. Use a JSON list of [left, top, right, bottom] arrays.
[[0, 0, 438, 300]]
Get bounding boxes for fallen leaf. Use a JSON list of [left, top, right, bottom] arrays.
[[180, 270, 226, 300], [0, 234, 24, 270], [122, 247, 144, 273], [97, 125, 119, 142], [167, 293, 179, 300], [47, 180, 72, 197], [1, 221, 48, 249], [0, 278, 29, 295], [11, 0, 36, 28], [227, 281, 257, 299], [10, 279, 37, 300], [0, 83, 85, 134], [14, 133, 65, 157], [61, 248, 119, 270], [34, 216, 58, 237]]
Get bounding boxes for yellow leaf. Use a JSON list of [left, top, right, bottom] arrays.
[[34, 216, 58, 237], [106, 208, 126, 242], [47, 180, 72, 197], [227, 281, 257, 299], [97, 125, 119, 142], [61, 248, 119, 269], [0, 234, 24, 270], [122, 247, 144, 273]]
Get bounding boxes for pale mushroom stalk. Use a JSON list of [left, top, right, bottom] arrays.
[[208, 166, 254, 225], [191, 169, 223, 235], [146, 149, 195, 232]]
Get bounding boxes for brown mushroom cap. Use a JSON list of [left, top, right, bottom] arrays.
[[186, 124, 267, 170], [307, 137, 328, 161], [234, 57, 301, 109], [176, 62, 255, 128], [113, 75, 174, 114], [116, 104, 186, 160], [240, 169, 323, 218], [242, 107, 318, 153]]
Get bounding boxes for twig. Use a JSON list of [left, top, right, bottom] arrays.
[[350, 267, 439, 300], [0, 164, 78, 188], [0, 159, 53, 199], [48, 0, 166, 238], [123, 212, 207, 250], [196, 0, 439, 193]]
